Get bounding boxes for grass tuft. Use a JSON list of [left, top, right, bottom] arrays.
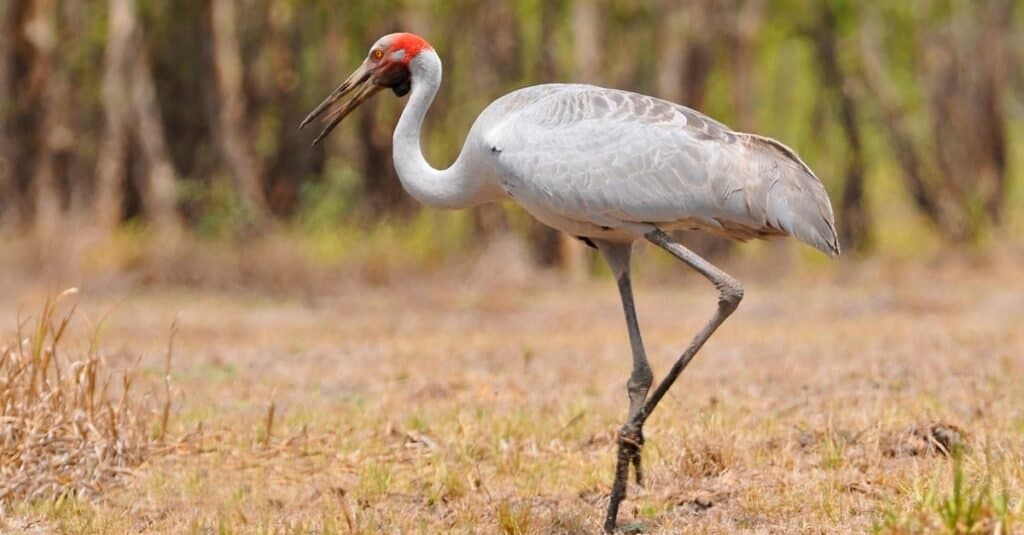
[[496, 499, 532, 535], [877, 450, 1022, 534], [0, 290, 163, 503]]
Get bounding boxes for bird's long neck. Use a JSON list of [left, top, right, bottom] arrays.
[[392, 51, 497, 209]]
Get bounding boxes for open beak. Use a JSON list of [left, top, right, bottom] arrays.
[[300, 62, 382, 146]]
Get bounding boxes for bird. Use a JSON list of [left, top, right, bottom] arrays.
[[301, 32, 839, 533]]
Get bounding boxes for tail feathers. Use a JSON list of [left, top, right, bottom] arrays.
[[740, 133, 841, 257], [780, 190, 841, 257]]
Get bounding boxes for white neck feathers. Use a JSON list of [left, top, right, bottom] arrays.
[[391, 50, 498, 209]]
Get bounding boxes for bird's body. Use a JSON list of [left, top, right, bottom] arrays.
[[302, 32, 839, 533], [467, 83, 838, 253]]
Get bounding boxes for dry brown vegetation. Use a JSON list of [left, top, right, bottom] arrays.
[[1, 251, 1022, 533], [0, 289, 156, 505]]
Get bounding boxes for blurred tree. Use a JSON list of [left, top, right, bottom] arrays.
[[859, 1, 1014, 241], [129, 16, 182, 235], [0, 0, 1020, 263], [251, 0, 312, 216], [677, 0, 715, 110], [209, 0, 270, 223], [28, 0, 64, 240], [727, 0, 765, 132], [1, 0, 43, 227], [0, 1, 13, 224], [95, 0, 182, 234], [94, 0, 135, 231], [811, 0, 868, 251], [926, 0, 1012, 229]]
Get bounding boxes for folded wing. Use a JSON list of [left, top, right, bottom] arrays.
[[481, 84, 839, 256]]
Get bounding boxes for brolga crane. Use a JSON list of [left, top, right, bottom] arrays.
[[301, 33, 839, 532]]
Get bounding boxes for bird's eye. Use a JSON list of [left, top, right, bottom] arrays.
[[371, 49, 384, 60]]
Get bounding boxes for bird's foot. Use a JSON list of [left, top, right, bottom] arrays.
[[605, 424, 644, 533], [621, 426, 645, 486], [605, 420, 648, 533]]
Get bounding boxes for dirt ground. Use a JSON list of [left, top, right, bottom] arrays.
[[2, 254, 1023, 533]]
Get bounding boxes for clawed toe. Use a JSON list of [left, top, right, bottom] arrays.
[[630, 429, 644, 486], [618, 426, 645, 486]]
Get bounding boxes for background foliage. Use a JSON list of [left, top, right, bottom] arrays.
[[1, 0, 1021, 277]]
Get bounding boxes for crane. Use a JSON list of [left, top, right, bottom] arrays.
[[301, 32, 839, 533]]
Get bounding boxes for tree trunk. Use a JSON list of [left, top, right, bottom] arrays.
[[25, 0, 63, 240], [209, 0, 269, 222], [656, 2, 685, 102], [927, 0, 1011, 228], [1, 0, 37, 226], [678, 0, 715, 108], [130, 42, 183, 233], [858, 7, 1009, 243], [729, 0, 764, 132], [812, 2, 868, 251], [261, 0, 306, 216], [976, 0, 1012, 224], [857, 15, 959, 239], [572, 0, 601, 85], [0, 1, 11, 222], [93, 0, 135, 231]]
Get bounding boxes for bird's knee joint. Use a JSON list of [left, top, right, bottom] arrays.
[[627, 368, 654, 393], [618, 423, 644, 446], [717, 279, 744, 311]]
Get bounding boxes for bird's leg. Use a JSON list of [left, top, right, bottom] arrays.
[[602, 229, 743, 534], [635, 229, 743, 426], [607, 270, 653, 530], [615, 271, 652, 485], [596, 241, 653, 531]]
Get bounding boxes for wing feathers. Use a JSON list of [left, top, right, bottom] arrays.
[[738, 134, 840, 256], [481, 84, 840, 256]]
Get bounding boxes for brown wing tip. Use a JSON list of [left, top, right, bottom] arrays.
[[823, 215, 841, 257]]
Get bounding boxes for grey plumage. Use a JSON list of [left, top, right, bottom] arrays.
[[471, 84, 839, 256]]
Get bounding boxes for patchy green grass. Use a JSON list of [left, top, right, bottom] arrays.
[[1, 255, 1022, 533], [876, 450, 1023, 533]]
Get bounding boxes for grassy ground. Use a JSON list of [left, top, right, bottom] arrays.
[[1, 251, 1023, 533]]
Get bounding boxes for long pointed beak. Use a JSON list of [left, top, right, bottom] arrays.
[[300, 63, 381, 146]]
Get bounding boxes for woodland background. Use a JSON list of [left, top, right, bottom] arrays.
[[1, 0, 1022, 283], [2, 2, 1024, 532]]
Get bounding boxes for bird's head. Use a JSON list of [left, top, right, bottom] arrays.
[[300, 32, 433, 146]]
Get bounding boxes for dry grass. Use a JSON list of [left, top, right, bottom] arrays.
[[0, 290, 175, 509], [1, 253, 1023, 533]]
